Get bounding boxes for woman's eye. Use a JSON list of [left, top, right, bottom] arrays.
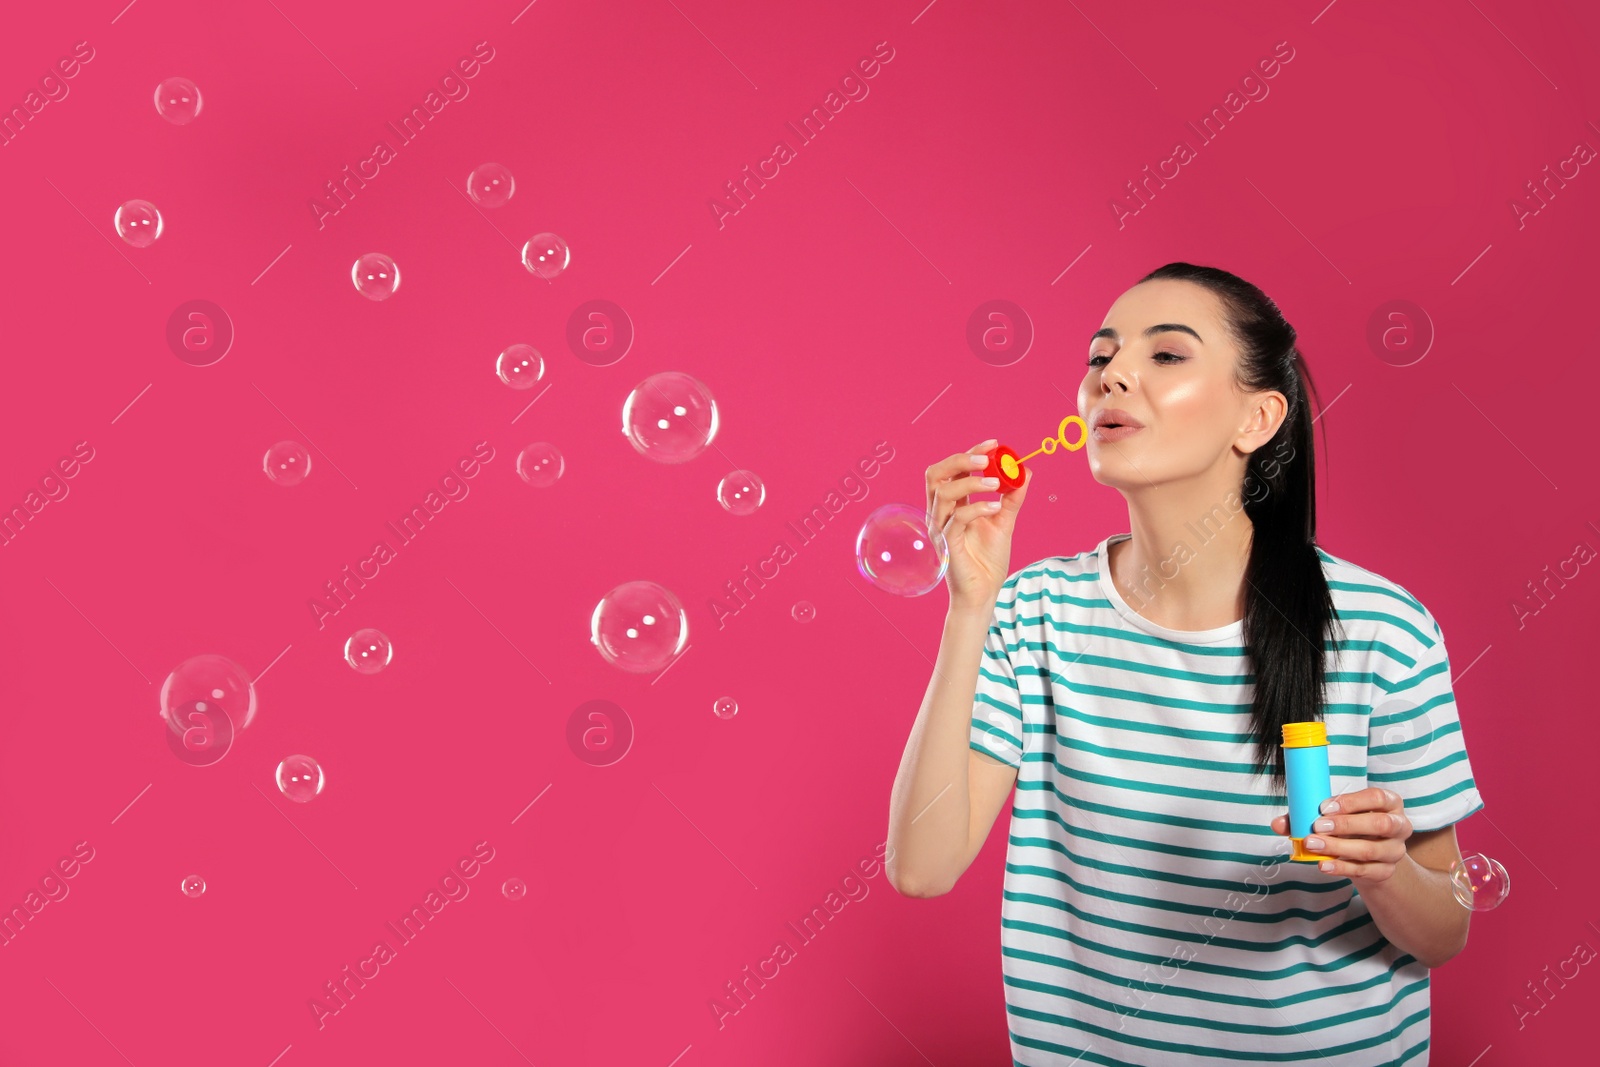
[[1085, 352, 1185, 367]]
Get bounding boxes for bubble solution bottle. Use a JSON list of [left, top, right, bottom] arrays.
[[1283, 721, 1333, 863]]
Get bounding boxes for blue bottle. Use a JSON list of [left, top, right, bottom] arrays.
[[1283, 721, 1332, 863]]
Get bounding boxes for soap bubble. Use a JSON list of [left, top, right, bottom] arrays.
[[467, 162, 515, 207], [263, 441, 312, 486], [856, 503, 950, 597], [590, 581, 688, 674], [516, 442, 564, 487], [712, 696, 738, 720], [522, 233, 570, 278], [1449, 853, 1510, 910], [344, 628, 393, 673], [502, 878, 528, 901], [791, 601, 816, 623], [352, 253, 400, 301], [717, 470, 765, 515], [496, 344, 544, 390], [115, 200, 163, 247], [276, 754, 325, 803], [154, 77, 202, 124], [622, 372, 719, 464], [180, 874, 206, 898], [161, 654, 257, 734]]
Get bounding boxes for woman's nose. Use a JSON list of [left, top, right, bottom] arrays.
[[1101, 358, 1132, 394]]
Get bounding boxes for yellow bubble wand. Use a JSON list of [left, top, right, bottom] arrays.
[[982, 415, 1089, 491]]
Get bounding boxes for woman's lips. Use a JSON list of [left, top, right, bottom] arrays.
[[1092, 424, 1144, 442]]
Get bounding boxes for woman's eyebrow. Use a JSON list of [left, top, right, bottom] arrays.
[[1090, 323, 1205, 343]]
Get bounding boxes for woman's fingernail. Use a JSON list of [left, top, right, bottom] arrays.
[[1313, 819, 1333, 833], [985, 501, 1002, 510], [970, 454, 990, 466], [1319, 861, 1335, 872], [1321, 800, 1340, 814], [980, 477, 1000, 489], [1306, 837, 1324, 850]]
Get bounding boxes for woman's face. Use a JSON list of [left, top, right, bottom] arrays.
[[1075, 278, 1283, 493]]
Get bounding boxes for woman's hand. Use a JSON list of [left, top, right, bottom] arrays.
[[1271, 787, 1413, 882], [926, 438, 1031, 613]]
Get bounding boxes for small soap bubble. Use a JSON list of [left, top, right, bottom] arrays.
[[856, 503, 950, 597], [712, 696, 739, 720], [161, 654, 257, 734], [467, 163, 515, 207], [1449, 853, 1510, 911], [717, 470, 765, 515], [502, 878, 528, 901], [154, 77, 202, 124], [352, 253, 400, 301], [115, 200, 163, 247], [275, 754, 325, 803], [516, 442, 565, 487], [496, 344, 545, 390], [791, 601, 816, 623], [344, 628, 393, 674], [590, 581, 688, 674], [263, 441, 312, 486], [622, 372, 719, 464], [522, 233, 570, 279], [180, 874, 206, 898]]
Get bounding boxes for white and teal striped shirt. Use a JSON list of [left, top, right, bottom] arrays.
[[970, 533, 1484, 1067]]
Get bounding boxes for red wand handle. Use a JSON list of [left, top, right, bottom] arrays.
[[983, 445, 1027, 492]]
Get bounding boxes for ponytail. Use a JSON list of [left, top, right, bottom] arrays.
[[1138, 264, 1341, 790]]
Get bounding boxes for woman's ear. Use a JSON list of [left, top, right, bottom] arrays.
[[1236, 390, 1288, 455]]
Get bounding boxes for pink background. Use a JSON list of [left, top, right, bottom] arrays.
[[2, 0, 1597, 1063]]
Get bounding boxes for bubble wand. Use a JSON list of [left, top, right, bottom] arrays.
[[982, 415, 1090, 492]]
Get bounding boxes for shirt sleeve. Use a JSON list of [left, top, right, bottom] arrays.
[[969, 574, 1028, 770], [1367, 612, 1485, 832]]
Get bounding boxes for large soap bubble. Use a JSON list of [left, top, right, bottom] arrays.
[[1450, 853, 1511, 911], [590, 581, 688, 673], [856, 504, 949, 597], [622, 372, 718, 464], [161, 654, 257, 741]]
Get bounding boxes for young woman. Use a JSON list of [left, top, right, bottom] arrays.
[[886, 263, 1485, 1066]]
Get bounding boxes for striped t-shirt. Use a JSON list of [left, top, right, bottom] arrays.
[[969, 533, 1485, 1067]]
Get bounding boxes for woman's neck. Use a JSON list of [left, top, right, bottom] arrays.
[[1111, 484, 1253, 630]]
